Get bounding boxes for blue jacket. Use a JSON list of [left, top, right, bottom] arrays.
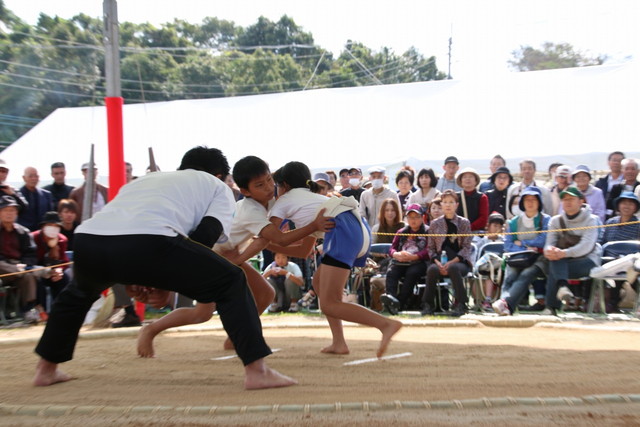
[[504, 212, 550, 253], [17, 186, 54, 231]]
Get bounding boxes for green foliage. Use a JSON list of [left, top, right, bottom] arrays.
[[509, 42, 606, 72], [0, 3, 447, 149]]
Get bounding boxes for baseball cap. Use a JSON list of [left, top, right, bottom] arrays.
[[313, 172, 331, 183], [555, 165, 572, 178], [367, 166, 386, 174], [405, 204, 423, 215], [444, 156, 459, 165], [559, 185, 584, 199]]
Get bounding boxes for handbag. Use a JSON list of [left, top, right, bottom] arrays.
[[505, 250, 540, 269], [556, 217, 582, 249]]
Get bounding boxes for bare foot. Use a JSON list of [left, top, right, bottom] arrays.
[[137, 325, 157, 358], [33, 359, 73, 387], [320, 343, 350, 355], [377, 319, 403, 358], [223, 337, 235, 351], [244, 360, 297, 390]]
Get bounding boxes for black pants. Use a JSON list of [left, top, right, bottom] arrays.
[[422, 262, 470, 308], [35, 234, 271, 366]]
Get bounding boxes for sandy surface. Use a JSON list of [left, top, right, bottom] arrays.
[[1, 314, 640, 425]]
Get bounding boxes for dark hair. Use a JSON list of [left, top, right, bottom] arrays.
[[232, 156, 270, 190], [178, 146, 229, 179], [416, 168, 438, 190], [395, 170, 414, 186], [608, 151, 625, 161], [51, 162, 65, 169], [547, 162, 562, 173], [492, 155, 506, 166], [440, 189, 459, 203], [57, 198, 78, 214], [272, 161, 319, 193], [519, 159, 536, 171], [325, 170, 337, 182]]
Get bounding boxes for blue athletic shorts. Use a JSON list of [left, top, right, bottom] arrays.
[[322, 211, 371, 269]]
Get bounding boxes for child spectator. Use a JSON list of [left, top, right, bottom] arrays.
[[263, 253, 305, 312], [474, 212, 505, 310]]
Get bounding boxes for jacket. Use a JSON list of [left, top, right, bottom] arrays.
[[427, 215, 473, 266]]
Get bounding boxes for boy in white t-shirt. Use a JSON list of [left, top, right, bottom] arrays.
[[137, 156, 332, 357]]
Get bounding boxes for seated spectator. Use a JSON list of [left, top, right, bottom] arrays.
[[395, 169, 415, 214], [359, 166, 400, 227], [420, 190, 474, 317], [427, 196, 443, 224], [435, 156, 462, 192], [31, 212, 71, 315], [474, 212, 506, 309], [479, 154, 506, 193], [0, 160, 29, 212], [599, 191, 640, 313], [485, 166, 513, 218], [370, 198, 405, 244], [339, 167, 365, 201], [408, 168, 440, 211], [263, 253, 305, 313], [559, 165, 606, 222], [492, 187, 550, 316], [0, 195, 40, 323], [595, 151, 625, 204], [456, 167, 489, 232], [18, 167, 54, 231], [380, 204, 429, 314], [506, 159, 553, 219], [549, 165, 572, 216], [606, 158, 640, 219], [543, 186, 601, 315], [57, 199, 79, 251]]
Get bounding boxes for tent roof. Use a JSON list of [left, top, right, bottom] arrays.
[[2, 61, 639, 182]]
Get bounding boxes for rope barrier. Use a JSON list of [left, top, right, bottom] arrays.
[[372, 219, 640, 238], [0, 262, 73, 279]]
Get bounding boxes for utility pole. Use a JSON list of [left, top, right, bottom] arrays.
[[103, 0, 126, 201], [447, 24, 453, 80]]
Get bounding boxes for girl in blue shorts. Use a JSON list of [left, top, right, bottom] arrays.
[[270, 162, 402, 357]]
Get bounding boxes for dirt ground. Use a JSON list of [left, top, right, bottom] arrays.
[[1, 314, 640, 426]]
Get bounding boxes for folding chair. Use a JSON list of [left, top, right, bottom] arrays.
[[468, 241, 504, 310], [589, 240, 640, 314]]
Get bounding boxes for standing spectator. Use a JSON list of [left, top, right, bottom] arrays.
[[69, 163, 109, 222], [370, 198, 405, 244], [435, 156, 462, 192], [549, 165, 572, 215], [544, 162, 563, 189], [0, 195, 39, 323], [595, 151, 625, 204], [408, 168, 440, 211], [125, 162, 134, 183], [559, 165, 606, 222], [359, 166, 400, 227], [338, 168, 350, 191], [380, 204, 429, 314], [485, 166, 513, 219], [479, 154, 506, 193], [421, 190, 474, 317], [325, 171, 338, 189], [42, 162, 74, 208], [313, 172, 334, 196], [543, 186, 601, 315], [395, 169, 414, 214], [18, 167, 53, 231], [456, 167, 489, 232], [339, 167, 365, 201], [0, 160, 28, 213], [506, 159, 553, 219], [606, 158, 639, 219], [599, 191, 640, 313], [57, 199, 79, 251], [31, 212, 71, 314]]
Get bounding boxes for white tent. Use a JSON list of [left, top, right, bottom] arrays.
[[2, 61, 639, 184]]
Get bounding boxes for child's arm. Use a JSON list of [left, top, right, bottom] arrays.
[[267, 236, 316, 258], [265, 208, 332, 246], [220, 237, 269, 265]]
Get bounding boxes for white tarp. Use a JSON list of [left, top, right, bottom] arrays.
[[1, 61, 638, 183]]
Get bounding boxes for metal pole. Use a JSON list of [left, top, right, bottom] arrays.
[[103, 0, 121, 97]]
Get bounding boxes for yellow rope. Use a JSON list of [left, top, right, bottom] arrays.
[[372, 220, 640, 238], [0, 262, 73, 279]]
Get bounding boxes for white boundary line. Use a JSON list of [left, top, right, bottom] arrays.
[[210, 348, 281, 361], [343, 352, 413, 366]]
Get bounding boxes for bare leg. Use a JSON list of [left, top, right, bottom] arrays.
[[313, 270, 349, 354], [244, 358, 297, 390], [138, 302, 216, 357], [33, 358, 72, 387], [316, 264, 403, 358]]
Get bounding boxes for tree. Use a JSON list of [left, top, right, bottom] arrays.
[[509, 42, 606, 72]]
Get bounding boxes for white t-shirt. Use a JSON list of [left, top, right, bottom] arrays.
[[76, 170, 235, 243], [215, 197, 274, 251], [269, 188, 326, 231]]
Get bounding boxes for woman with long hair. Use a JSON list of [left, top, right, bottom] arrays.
[[370, 198, 405, 244]]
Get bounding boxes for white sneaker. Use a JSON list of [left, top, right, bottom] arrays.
[[491, 299, 510, 316], [556, 286, 574, 303], [541, 308, 557, 316], [288, 303, 299, 313], [23, 308, 40, 324]]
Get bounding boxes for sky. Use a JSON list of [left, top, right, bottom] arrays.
[[3, 0, 639, 80]]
